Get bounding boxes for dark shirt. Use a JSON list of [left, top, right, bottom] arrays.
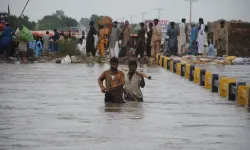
[[147, 28, 153, 44], [2, 26, 14, 37], [53, 31, 59, 41]]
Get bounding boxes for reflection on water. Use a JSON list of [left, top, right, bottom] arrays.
[[0, 63, 250, 150]]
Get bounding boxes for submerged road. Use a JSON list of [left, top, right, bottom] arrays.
[[0, 63, 250, 150]]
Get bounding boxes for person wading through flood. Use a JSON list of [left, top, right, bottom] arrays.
[[86, 21, 97, 57], [119, 20, 131, 57], [136, 22, 146, 58], [124, 60, 145, 102], [146, 23, 153, 57], [167, 22, 178, 56], [109, 21, 121, 58], [98, 57, 125, 103], [151, 19, 162, 61], [217, 21, 226, 56]]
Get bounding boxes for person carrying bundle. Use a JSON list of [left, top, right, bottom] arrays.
[[123, 60, 145, 102]]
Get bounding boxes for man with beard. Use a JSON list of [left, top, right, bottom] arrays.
[[86, 21, 97, 57], [98, 57, 125, 103], [124, 60, 145, 102]]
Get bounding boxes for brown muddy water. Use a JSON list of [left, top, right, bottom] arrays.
[[0, 63, 250, 150]]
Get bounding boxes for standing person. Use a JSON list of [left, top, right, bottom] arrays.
[[98, 57, 125, 103], [189, 22, 198, 55], [35, 36, 43, 57], [217, 21, 226, 56], [136, 22, 146, 58], [203, 25, 209, 55], [1, 23, 14, 60], [197, 23, 205, 55], [15, 26, 28, 64], [53, 29, 59, 52], [119, 20, 131, 57], [146, 23, 153, 57], [97, 25, 105, 57], [42, 31, 50, 55], [178, 18, 186, 56], [109, 21, 121, 58], [151, 19, 162, 58], [198, 18, 204, 31], [167, 22, 178, 56], [86, 21, 97, 57], [124, 60, 145, 102]]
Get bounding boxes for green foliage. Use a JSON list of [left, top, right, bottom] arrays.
[[38, 10, 78, 30], [8, 15, 36, 30], [57, 40, 80, 57], [79, 17, 90, 27]]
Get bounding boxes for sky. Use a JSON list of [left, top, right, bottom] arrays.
[[0, 0, 249, 23]]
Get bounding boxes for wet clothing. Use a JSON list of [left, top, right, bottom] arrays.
[[146, 28, 153, 57], [124, 72, 145, 102], [86, 26, 97, 56], [136, 28, 146, 58], [98, 70, 125, 103]]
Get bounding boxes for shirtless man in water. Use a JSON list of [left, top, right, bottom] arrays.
[[98, 57, 125, 103]]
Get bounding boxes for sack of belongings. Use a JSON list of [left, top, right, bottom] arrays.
[[15, 25, 34, 42], [61, 55, 71, 64]]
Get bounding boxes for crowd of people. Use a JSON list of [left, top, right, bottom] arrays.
[[167, 18, 226, 57]]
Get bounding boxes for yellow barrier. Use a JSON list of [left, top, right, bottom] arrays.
[[163, 57, 169, 69], [176, 63, 181, 75], [185, 64, 191, 79], [194, 67, 201, 84], [205, 71, 212, 89], [237, 85, 250, 107], [219, 77, 237, 97], [170, 60, 174, 72]]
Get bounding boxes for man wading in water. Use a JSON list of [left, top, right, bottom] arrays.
[[124, 60, 145, 102], [98, 57, 125, 103]]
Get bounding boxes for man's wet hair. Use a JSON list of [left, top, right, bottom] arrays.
[[128, 60, 137, 67], [110, 57, 119, 64]]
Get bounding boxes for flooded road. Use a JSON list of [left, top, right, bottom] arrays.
[[0, 63, 250, 150]]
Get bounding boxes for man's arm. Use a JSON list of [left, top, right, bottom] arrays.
[[98, 71, 106, 89]]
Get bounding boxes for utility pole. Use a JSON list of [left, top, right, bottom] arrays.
[[140, 12, 147, 22], [20, 0, 30, 17], [155, 8, 164, 20], [128, 15, 133, 24], [184, 0, 198, 23]]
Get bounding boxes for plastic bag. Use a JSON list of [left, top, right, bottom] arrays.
[[61, 55, 71, 64], [16, 26, 34, 42]]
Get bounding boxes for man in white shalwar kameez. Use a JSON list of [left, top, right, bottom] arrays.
[[178, 18, 186, 55], [197, 24, 205, 54]]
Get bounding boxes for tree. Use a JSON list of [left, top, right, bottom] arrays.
[[8, 15, 36, 30], [79, 17, 90, 27], [54, 10, 65, 19]]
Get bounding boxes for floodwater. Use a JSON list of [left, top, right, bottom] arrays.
[[0, 63, 250, 150]]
